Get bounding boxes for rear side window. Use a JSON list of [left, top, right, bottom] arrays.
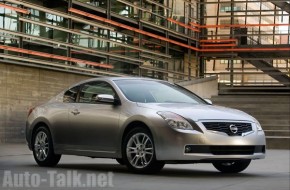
[[63, 85, 80, 103], [79, 81, 116, 104]]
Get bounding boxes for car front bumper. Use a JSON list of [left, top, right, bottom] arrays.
[[154, 121, 266, 161]]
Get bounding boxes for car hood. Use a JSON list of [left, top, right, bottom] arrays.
[[137, 103, 255, 122]]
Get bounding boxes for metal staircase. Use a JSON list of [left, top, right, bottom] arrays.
[[238, 52, 290, 86], [268, 1, 290, 13]]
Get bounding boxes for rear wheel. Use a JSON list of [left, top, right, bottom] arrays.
[[122, 127, 164, 174], [212, 160, 251, 173], [32, 126, 61, 167]]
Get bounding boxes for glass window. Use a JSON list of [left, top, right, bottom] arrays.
[[71, 49, 107, 69], [25, 9, 68, 42], [111, 0, 139, 20], [110, 59, 139, 75], [141, 68, 166, 80], [109, 45, 139, 58], [79, 82, 116, 104], [63, 85, 80, 103], [115, 80, 206, 104], [72, 22, 107, 51], [0, 5, 18, 31], [75, 0, 107, 9], [110, 31, 137, 46]]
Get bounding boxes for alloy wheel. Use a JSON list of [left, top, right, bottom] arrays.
[[34, 131, 49, 161], [126, 133, 154, 169]]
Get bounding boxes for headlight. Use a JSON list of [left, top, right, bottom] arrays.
[[255, 121, 263, 131], [157, 111, 193, 130]]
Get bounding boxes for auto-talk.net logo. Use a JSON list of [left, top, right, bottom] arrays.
[[1, 170, 114, 188]]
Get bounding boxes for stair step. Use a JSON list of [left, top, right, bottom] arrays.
[[219, 92, 290, 95], [213, 104, 290, 110], [254, 115, 290, 120], [266, 136, 290, 149], [214, 103, 289, 106], [264, 130, 290, 137], [213, 99, 290, 102], [213, 97, 290, 99], [212, 96, 290, 100], [240, 112, 290, 116], [261, 125, 290, 130], [213, 104, 289, 108], [258, 119, 290, 125]]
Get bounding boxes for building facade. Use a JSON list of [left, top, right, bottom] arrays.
[[1, 0, 289, 84], [0, 0, 202, 82]]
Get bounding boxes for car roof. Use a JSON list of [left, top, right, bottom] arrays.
[[85, 76, 163, 82], [71, 77, 166, 87]]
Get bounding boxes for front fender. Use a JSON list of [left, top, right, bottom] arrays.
[[116, 111, 167, 158], [26, 117, 53, 150]]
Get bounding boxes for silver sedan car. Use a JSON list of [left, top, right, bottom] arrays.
[[26, 77, 266, 174]]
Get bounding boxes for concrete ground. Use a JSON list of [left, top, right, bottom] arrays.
[[0, 144, 289, 190]]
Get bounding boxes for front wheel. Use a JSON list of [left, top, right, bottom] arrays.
[[122, 127, 164, 174], [212, 160, 251, 173], [32, 126, 61, 167]]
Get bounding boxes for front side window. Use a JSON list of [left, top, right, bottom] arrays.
[[115, 80, 206, 104], [79, 81, 116, 104], [63, 85, 80, 103]]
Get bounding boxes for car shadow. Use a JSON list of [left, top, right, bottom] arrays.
[[40, 163, 262, 178]]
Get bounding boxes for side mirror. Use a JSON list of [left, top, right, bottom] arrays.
[[204, 98, 213, 105], [95, 94, 115, 104]]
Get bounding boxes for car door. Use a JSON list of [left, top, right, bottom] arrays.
[[53, 84, 81, 151], [68, 81, 121, 155]]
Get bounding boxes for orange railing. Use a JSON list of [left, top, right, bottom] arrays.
[[0, 3, 30, 14], [190, 22, 290, 28], [0, 45, 113, 69]]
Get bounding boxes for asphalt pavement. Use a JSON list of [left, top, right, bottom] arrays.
[[0, 144, 289, 190]]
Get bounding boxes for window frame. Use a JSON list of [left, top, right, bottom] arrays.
[[77, 81, 120, 105]]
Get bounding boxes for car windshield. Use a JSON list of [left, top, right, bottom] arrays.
[[114, 80, 207, 104]]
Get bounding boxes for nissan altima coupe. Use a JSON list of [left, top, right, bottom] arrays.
[[26, 77, 266, 174]]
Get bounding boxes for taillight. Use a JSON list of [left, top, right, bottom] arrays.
[[28, 107, 35, 117]]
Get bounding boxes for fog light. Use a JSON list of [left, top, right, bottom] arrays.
[[185, 146, 191, 153]]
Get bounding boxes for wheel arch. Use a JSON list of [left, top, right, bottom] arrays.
[[121, 121, 153, 146]]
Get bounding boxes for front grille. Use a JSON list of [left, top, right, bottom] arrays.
[[184, 145, 265, 155], [202, 122, 252, 136]]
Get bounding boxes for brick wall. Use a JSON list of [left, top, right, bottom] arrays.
[[0, 63, 90, 143]]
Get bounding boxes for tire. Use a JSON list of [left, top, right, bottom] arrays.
[[212, 159, 251, 173], [32, 126, 61, 167], [116, 158, 125, 165], [122, 127, 165, 174]]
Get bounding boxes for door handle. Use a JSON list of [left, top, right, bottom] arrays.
[[71, 109, 80, 115]]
